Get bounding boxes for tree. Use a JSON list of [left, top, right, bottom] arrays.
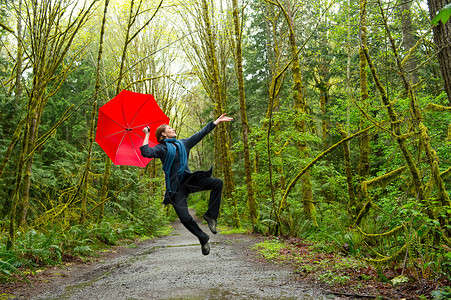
[[399, 0, 418, 84], [428, 0, 451, 105], [84, 0, 110, 224], [93, 0, 163, 225], [355, 0, 370, 219], [267, 0, 317, 227], [200, 0, 239, 226], [230, 0, 257, 228], [7, 0, 97, 248]]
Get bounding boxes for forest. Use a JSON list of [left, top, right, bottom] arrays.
[[0, 0, 451, 296]]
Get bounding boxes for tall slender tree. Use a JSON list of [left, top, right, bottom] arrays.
[[399, 0, 418, 84], [84, 0, 110, 225], [427, 0, 451, 105], [200, 0, 239, 226], [355, 0, 370, 219], [267, 0, 317, 227], [230, 0, 257, 227]]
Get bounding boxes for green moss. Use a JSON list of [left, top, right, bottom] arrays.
[[355, 223, 406, 239], [426, 103, 451, 112], [365, 166, 408, 190], [219, 227, 249, 235], [252, 238, 286, 261], [362, 244, 407, 264]]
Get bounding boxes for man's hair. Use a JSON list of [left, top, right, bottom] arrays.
[[155, 124, 168, 143]]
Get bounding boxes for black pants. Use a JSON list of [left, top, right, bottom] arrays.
[[168, 174, 223, 244]]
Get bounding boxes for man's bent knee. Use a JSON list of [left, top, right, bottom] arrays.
[[214, 178, 223, 188]]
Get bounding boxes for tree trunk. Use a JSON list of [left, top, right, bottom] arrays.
[[313, 73, 331, 149], [345, 0, 356, 215], [15, 0, 23, 113], [10, 0, 97, 228], [87, 0, 109, 225], [7, 113, 29, 249], [279, 0, 317, 226], [427, 0, 451, 105], [19, 106, 39, 226], [356, 0, 370, 218], [338, 125, 357, 216], [94, 0, 163, 223], [400, 0, 418, 84], [201, 0, 240, 226], [2, 0, 23, 236], [231, 0, 257, 228], [346, 0, 352, 134], [378, 0, 451, 236], [95, 0, 136, 225]]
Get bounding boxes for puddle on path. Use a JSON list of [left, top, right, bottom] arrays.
[[163, 286, 323, 299]]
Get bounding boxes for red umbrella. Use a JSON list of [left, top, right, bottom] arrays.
[[95, 90, 169, 167]]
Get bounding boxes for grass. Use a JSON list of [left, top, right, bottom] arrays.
[[218, 227, 250, 235], [252, 238, 286, 261]]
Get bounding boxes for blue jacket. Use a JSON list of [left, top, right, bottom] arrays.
[[140, 121, 217, 203]]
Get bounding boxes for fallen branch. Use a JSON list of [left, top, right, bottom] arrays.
[[328, 291, 391, 300]]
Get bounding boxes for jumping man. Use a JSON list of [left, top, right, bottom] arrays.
[[140, 114, 233, 255]]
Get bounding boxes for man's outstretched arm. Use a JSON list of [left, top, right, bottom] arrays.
[[185, 114, 233, 149]]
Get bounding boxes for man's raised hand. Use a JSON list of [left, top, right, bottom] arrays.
[[214, 113, 233, 125]]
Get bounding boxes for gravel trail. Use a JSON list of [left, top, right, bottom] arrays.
[[12, 213, 334, 300]]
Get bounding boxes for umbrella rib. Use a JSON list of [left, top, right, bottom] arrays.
[[114, 131, 130, 165], [109, 116, 126, 129], [129, 95, 153, 127], [129, 130, 144, 139], [122, 95, 129, 128], [96, 129, 127, 141], [127, 132, 146, 167], [98, 109, 128, 130]]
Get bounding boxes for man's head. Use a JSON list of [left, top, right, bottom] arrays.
[[155, 124, 177, 143]]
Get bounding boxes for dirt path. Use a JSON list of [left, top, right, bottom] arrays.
[[10, 214, 335, 300]]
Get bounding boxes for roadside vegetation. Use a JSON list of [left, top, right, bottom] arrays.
[[253, 236, 451, 299]]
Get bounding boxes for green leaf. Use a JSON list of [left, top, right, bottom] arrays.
[[432, 3, 451, 25]]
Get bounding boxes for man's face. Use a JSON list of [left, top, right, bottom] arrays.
[[163, 125, 177, 139]]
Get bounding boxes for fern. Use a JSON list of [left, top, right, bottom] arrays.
[[0, 250, 33, 282], [0, 259, 22, 282], [106, 201, 143, 224], [72, 245, 94, 257], [88, 223, 117, 246]]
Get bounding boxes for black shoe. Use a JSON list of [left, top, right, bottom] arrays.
[[203, 214, 217, 234], [201, 237, 210, 255]]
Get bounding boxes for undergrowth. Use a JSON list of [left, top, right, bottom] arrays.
[[0, 219, 171, 283], [252, 234, 451, 299]]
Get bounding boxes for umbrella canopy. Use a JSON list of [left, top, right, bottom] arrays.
[[95, 90, 169, 167]]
